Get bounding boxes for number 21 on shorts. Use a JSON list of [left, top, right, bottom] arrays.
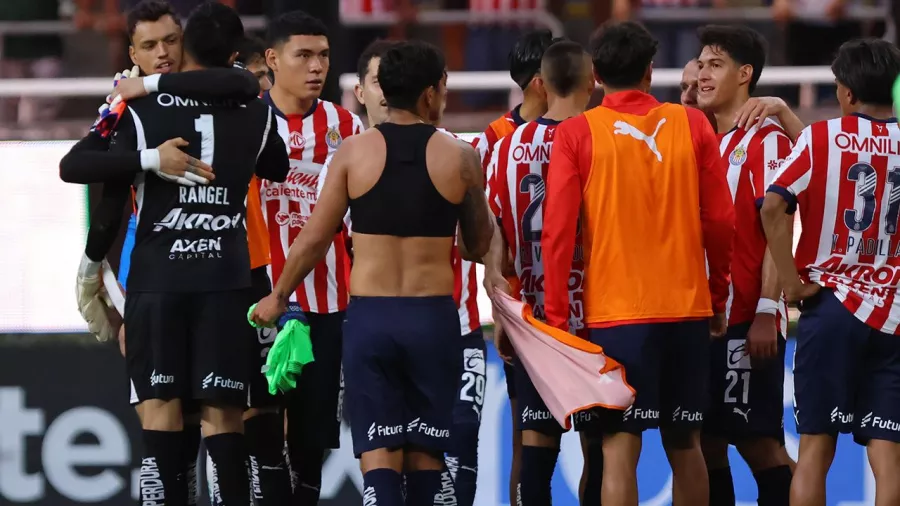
[[725, 339, 751, 404]]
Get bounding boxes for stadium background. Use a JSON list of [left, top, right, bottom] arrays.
[[0, 0, 891, 504]]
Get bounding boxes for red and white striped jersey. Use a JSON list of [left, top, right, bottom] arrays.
[[469, 0, 545, 13], [472, 105, 526, 174], [340, 0, 391, 15], [641, 0, 701, 8], [719, 120, 791, 335], [438, 128, 482, 335], [486, 118, 585, 335], [770, 115, 900, 334], [261, 94, 364, 314]]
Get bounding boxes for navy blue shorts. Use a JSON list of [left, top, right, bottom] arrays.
[[504, 362, 516, 400], [794, 290, 900, 444], [453, 330, 487, 427], [705, 322, 786, 444], [343, 296, 460, 456], [589, 320, 710, 433], [514, 355, 564, 436], [247, 268, 282, 410]]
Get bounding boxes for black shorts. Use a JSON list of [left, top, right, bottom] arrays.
[[705, 322, 786, 444], [247, 268, 282, 410], [590, 320, 710, 433], [284, 307, 345, 449], [125, 289, 256, 408], [452, 330, 487, 427]]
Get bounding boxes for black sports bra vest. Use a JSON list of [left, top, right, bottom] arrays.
[[350, 123, 460, 237]]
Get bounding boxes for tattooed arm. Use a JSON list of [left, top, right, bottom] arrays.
[[457, 142, 494, 260]]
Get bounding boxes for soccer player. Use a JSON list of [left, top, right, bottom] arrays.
[[694, 25, 795, 506], [109, 4, 288, 506], [761, 38, 900, 506], [261, 11, 364, 505], [236, 35, 273, 92], [542, 21, 735, 506], [485, 40, 596, 505], [469, 30, 555, 502], [251, 40, 493, 506], [681, 59, 701, 108]]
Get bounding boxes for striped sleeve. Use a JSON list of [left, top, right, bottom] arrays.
[[751, 128, 793, 207], [486, 137, 504, 218], [472, 127, 500, 174], [768, 126, 814, 213]]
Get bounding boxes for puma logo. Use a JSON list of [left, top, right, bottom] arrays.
[[613, 118, 667, 162], [733, 407, 751, 423]]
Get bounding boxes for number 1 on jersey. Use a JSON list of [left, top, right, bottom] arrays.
[[194, 114, 215, 166]]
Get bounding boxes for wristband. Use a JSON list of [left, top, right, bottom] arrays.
[[756, 298, 779, 315], [143, 74, 161, 93], [140, 149, 161, 172]]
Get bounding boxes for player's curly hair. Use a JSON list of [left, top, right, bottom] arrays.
[[697, 25, 767, 94], [377, 41, 446, 113], [183, 2, 244, 68], [590, 21, 657, 89], [832, 38, 900, 106]]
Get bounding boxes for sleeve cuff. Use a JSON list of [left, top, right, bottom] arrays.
[[766, 184, 798, 214], [143, 74, 162, 93]]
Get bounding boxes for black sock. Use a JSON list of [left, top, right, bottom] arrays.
[[204, 433, 250, 506], [446, 423, 478, 506], [709, 466, 736, 506], [244, 414, 293, 506], [363, 468, 404, 506], [405, 470, 453, 506], [140, 430, 187, 506], [518, 445, 558, 506], [754, 465, 792, 506], [581, 439, 603, 506], [182, 425, 201, 505], [288, 445, 325, 505]]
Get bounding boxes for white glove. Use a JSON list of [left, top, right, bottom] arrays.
[[75, 253, 116, 342]]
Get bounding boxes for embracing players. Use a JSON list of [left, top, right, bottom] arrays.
[[694, 25, 795, 506], [762, 38, 900, 506]]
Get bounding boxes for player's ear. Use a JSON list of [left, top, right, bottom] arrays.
[[265, 47, 278, 73], [738, 63, 752, 88], [129, 45, 138, 67], [354, 83, 365, 106]]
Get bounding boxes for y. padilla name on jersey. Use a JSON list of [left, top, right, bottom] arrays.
[[260, 93, 363, 314], [113, 91, 275, 293]]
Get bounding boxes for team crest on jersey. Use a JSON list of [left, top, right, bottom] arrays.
[[729, 145, 747, 166], [289, 131, 305, 150], [325, 127, 342, 149]]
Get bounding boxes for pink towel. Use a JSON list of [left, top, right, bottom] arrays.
[[491, 288, 635, 429]]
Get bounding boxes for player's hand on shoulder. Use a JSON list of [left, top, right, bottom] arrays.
[[112, 74, 151, 103], [144, 138, 215, 186], [250, 293, 287, 328], [747, 312, 778, 359], [735, 96, 788, 131], [709, 312, 727, 338]]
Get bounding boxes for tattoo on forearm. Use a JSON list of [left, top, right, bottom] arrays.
[[458, 145, 492, 254]]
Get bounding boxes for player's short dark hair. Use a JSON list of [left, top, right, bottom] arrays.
[[697, 25, 767, 94], [590, 21, 658, 89], [509, 29, 556, 90], [183, 2, 244, 68], [267, 10, 329, 48], [357, 40, 397, 81], [127, 0, 181, 40], [832, 38, 900, 106], [378, 41, 446, 112], [236, 35, 266, 65], [541, 40, 588, 97]]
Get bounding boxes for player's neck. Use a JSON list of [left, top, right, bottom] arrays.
[[269, 84, 317, 116], [544, 96, 583, 122], [854, 104, 896, 121], [386, 108, 426, 125], [519, 93, 546, 123], [711, 91, 750, 134]]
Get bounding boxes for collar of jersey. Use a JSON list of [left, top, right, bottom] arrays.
[[852, 112, 898, 123], [510, 104, 526, 126], [601, 90, 658, 108], [263, 91, 319, 120], [535, 116, 562, 126]]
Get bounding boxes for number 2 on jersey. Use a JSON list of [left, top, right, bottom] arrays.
[[519, 171, 545, 242], [194, 114, 215, 166]]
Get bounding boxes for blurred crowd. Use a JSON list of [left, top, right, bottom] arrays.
[[0, 0, 891, 126]]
